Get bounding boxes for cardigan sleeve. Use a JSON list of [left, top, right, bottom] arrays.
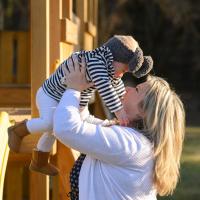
[[53, 89, 140, 165]]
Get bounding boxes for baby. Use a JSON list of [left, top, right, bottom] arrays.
[[8, 35, 153, 176]]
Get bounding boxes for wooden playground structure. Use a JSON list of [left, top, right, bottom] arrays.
[[0, 0, 106, 199]]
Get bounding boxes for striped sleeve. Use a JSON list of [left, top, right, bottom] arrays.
[[80, 86, 96, 107], [112, 77, 126, 99], [87, 59, 123, 113]]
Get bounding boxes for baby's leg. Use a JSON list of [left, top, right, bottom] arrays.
[[30, 131, 59, 176], [37, 132, 56, 152], [28, 89, 59, 175], [26, 87, 58, 133]]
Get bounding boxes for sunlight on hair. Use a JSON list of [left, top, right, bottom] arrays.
[[143, 75, 185, 196]]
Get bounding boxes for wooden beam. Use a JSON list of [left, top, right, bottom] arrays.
[[61, 0, 72, 19], [16, 32, 31, 84], [0, 32, 15, 84], [76, 0, 88, 48], [8, 153, 31, 164], [30, 172, 49, 200], [88, 0, 94, 23], [85, 21, 97, 37], [57, 142, 76, 199], [30, 0, 50, 199], [6, 166, 23, 200], [93, 0, 98, 47], [84, 32, 94, 50], [61, 18, 78, 45], [50, 0, 61, 73], [0, 86, 30, 107]]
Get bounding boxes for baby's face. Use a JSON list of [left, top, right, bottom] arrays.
[[112, 61, 129, 78]]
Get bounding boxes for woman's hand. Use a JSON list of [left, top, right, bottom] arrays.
[[64, 54, 93, 91]]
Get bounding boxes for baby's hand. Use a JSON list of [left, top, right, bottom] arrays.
[[114, 108, 129, 126], [101, 118, 119, 127]]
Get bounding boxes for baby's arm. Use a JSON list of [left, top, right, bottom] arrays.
[[111, 77, 129, 126], [86, 61, 129, 126], [80, 86, 96, 108], [112, 77, 126, 99], [80, 106, 119, 126], [114, 108, 129, 126]]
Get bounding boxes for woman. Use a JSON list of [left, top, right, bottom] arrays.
[[53, 54, 185, 200]]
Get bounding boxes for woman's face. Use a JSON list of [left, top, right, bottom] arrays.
[[122, 82, 149, 123]]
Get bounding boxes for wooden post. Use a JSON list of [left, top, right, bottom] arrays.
[[30, 0, 50, 199], [50, 0, 61, 73], [76, 0, 88, 49], [93, 0, 98, 47], [62, 0, 72, 19], [6, 166, 23, 200], [57, 142, 76, 199]]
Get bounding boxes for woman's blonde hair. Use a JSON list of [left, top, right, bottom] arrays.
[[142, 75, 185, 196]]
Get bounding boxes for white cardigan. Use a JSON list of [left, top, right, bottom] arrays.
[[53, 89, 157, 200]]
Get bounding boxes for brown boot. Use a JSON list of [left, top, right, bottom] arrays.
[[8, 119, 30, 152], [29, 149, 59, 176]]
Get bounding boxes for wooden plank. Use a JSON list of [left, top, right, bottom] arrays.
[[52, 176, 59, 200], [8, 153, 31, 164], [85, 21, 97, 37], [93, 0, 98, 47], [50, 0, 61, 73], [30, 0, 50, 199], [61, 0, 72, 19], [76, 0, 88, 48], [0, 86, 30, 107], [77, 0, 88, 22], [61, 18, 78, 44], [88, 0, 94, 23], [30, 172, 49, 200], [0, 32, 14, 84], [0, 31, 30, 85], [57, 142, 76, 199], [5, 166, 23, 200], [16, 32, 30, 84], [93, 0, 98, 26], [60, 42, 74, 62], [84, 32, 93, 50]]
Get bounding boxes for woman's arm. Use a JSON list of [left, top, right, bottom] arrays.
[[53, 89, 137, 165], [80, 106, 104, 124], [53, 54, 137, 164]]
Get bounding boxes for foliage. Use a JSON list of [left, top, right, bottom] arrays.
[[98, 0, 200, 92], [99, 0, 200, 126]]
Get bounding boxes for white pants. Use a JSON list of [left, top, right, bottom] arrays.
[[26, 87, 58, 152]]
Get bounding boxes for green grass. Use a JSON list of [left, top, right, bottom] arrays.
[[158, 127, 200, 200]]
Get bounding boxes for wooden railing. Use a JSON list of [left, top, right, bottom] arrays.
[[0, 31, 30, 85], [0, 31, 30, 107]]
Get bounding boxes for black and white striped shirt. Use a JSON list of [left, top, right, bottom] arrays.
[[42, 46, 125, 113]]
